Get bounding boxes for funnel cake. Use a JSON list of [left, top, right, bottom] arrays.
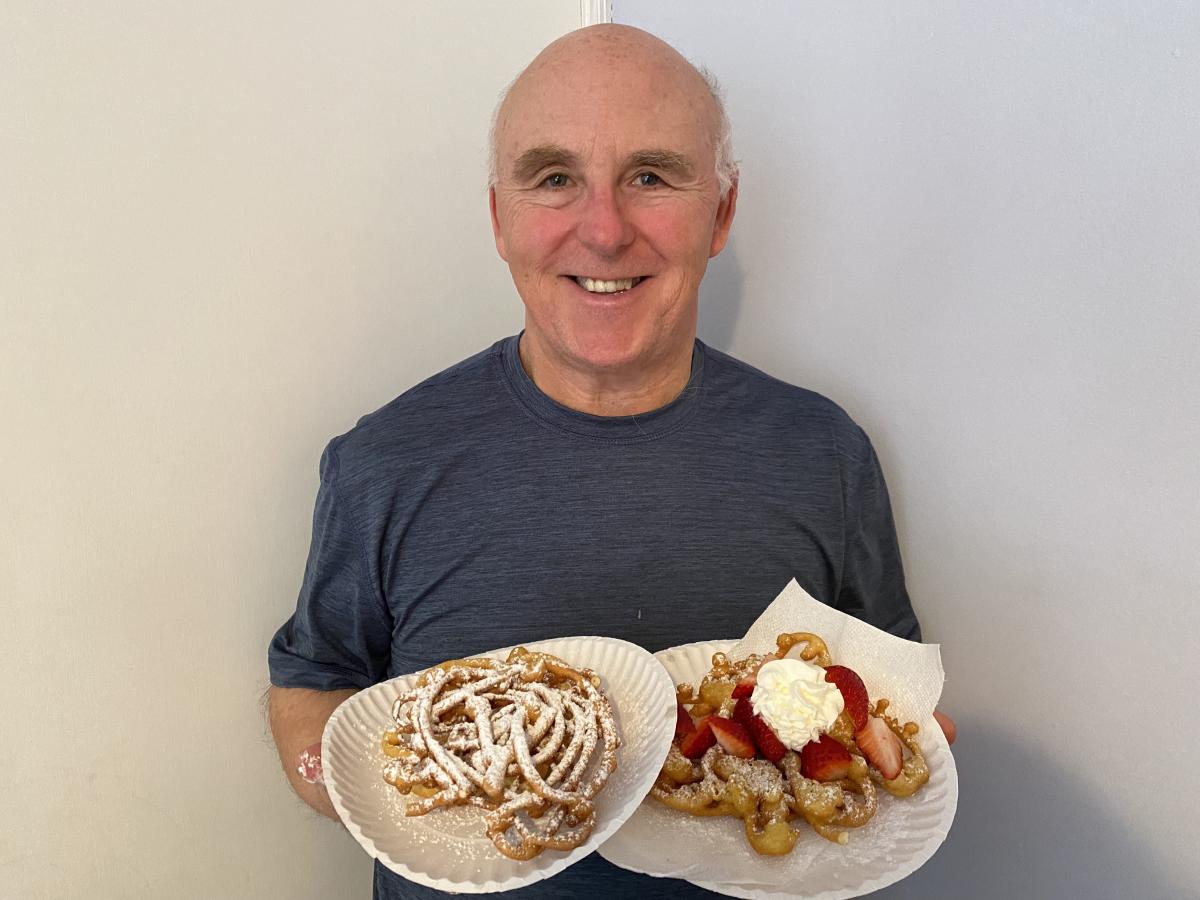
[[654, 631, 929, 852], [381, 647, 620, 860]]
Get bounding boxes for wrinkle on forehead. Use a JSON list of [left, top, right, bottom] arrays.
[[494, 25, 720, 174]]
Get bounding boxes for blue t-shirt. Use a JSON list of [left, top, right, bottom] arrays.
[[269, 335, 919, 898]]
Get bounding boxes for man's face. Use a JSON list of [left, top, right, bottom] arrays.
[[490, 43, 736, 379]]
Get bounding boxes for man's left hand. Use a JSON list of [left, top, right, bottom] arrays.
[[933, 709, 957, 745]]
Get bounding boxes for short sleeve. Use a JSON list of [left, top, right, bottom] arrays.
[[834, 424, 922, 641], [268, 441, 393, 690]]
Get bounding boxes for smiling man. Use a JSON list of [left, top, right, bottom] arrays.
[[268, 24, 944, 900], [489, 27, 736, 417]]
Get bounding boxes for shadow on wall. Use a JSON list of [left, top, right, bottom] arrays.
[[698, 236, 744, 352], [870, 720, 1185, 900]]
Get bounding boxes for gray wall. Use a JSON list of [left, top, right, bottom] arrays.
[[614, 2, 1200, 898]]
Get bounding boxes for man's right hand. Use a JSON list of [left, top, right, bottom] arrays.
[[267, 685, 357, 821]]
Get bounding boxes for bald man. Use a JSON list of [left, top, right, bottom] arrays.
[[269, 25, 945, 899]]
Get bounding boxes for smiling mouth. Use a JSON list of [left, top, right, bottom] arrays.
[[571, 276, 647, 294]]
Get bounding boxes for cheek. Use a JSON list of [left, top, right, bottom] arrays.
[[634, 205, 714, 266], [508, 208, 574, 262]]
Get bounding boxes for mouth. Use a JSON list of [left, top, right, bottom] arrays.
[[569, 275, 648, 294]]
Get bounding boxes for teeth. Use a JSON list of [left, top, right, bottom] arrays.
[[574, 276, 642, 293]]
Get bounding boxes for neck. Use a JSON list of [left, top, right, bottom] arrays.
[[518, 334, 695, 417]]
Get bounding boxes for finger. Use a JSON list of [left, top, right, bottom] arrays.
[[933, 710, 956, 745]]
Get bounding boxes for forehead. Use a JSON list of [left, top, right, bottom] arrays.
[[498, 53, 716, 167]]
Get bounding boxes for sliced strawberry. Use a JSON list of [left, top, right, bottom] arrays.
[[800, 734, 852, 782], [745, 712, 788, 764], [855, 715, 903, 780], [730, 675, 757, 700], [824, 665, 869, 731], [732, 696, 754, 727], [675, 702, 696, 740], [708, 716, 756, 759], [680, 716, 716, 759], [731, 697, 788, 764]]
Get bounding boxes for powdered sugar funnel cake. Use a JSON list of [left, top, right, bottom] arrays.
[[599, 637, 958, 899], [322, 636, 676, 893]]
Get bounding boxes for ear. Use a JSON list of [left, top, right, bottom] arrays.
[[708, 178, 738, 258], [489, 187, 508, 261]]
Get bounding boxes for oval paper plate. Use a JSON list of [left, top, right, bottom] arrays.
[[321, 635, 676, 893], [599, 640, 958, 899]]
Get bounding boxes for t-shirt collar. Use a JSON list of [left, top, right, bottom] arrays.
[[499, 333, 705, 441]]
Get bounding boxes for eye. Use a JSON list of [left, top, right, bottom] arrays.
[[542, 172, 570, 189], [635, 172, 663, 187]]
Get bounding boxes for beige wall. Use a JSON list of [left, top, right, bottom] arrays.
[[0, 3, 580, 897]]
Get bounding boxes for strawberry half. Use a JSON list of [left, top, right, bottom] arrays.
[[675, 702, 696, 740], [730, 675, 757, 700], [746, 712, 788, 764], [732, 698, 788, 764], [732, 696, 754, 727], [708, 716, 756, 759], [824, 665, 869, 731], [800, 734, 852, 782], [680, 716, 716, 759], [855, 715, 903, 780]]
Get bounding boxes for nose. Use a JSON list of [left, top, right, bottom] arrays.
[[575, 184, 635, 257]]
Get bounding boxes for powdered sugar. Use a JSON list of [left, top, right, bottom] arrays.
[[321, 635, 676, 893]]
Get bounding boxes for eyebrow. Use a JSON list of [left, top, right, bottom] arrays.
[[509, 145, 697, 183], [627, 149, 695, 179], [511, 145, 580, 183]]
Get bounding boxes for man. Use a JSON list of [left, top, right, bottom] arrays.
[[269, 23, 952, 899]]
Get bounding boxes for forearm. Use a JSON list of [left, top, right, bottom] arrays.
[[268, 684, 357, 820]]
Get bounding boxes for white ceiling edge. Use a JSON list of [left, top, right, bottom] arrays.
[[580, 0, 612, 27]]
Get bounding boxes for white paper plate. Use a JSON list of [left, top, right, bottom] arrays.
[[321, 635, 677, 893], [599, 640, 958, 899]]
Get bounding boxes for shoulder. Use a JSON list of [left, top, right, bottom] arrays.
[[700, 343, 869, 451], [322, 338, 510, 482]]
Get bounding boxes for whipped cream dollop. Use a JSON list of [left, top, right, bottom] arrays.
[[750, 658, 844, 751]]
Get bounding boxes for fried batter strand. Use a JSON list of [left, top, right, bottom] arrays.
[[381, 648, 620, 860]]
